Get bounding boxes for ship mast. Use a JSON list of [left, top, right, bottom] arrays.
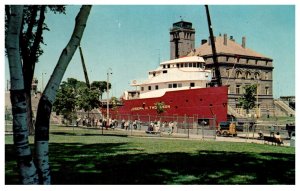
[[204, 5, 222, 87]]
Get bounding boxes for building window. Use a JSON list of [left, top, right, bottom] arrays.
[[176, 64, 179, 68], [163, 70, 168, 74], [155, 85, 159, 90], [265, 72, 269, 80], [246, 71, 251, 79], [226, 69, 230, 77], [153, 73, 156, 77], [185, 63, 188, 67], [189, 63, 192, 67], [236, 85, 241, 94], [168, 84, 172, 88], [148, 86, 151, 90], [173, 83, 177, 88], [193, 63, 196, 67], [254, 72, 260, 80], [236, 71, 242, 78], [167, 64, 170, 68], [163, 65, 166, 69], [180, 63, 183, 68], [190, 82, 195, 87], [178, 83, 182, 87], [141, 87, 144, 91], [265, 87, 269, 95]]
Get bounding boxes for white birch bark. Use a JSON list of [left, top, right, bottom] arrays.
[[34, 5, 92, 184], [5, 5, 39, 184]]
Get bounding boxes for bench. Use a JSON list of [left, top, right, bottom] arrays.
[[145, 131, 161, 135], [263, 136, 283, 146]]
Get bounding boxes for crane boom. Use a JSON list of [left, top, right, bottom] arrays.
[[205, 5, 222, 87], [79, 45, 90, 88]]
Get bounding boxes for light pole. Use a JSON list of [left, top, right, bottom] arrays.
[[107, 68, 112, 122]]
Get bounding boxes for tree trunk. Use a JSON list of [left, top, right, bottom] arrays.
[[34, 5, 92, 184], [5, 5, 39, 184], [22, 6, 46, 135]]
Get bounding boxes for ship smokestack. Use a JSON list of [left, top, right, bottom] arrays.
[[224, 33, 227, 45], [242, 36, 246, 48]]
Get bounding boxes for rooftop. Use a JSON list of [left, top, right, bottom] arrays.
[[188, 34, 272, 60]]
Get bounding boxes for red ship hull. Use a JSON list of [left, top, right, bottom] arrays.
[[108, 86, 228, 125]]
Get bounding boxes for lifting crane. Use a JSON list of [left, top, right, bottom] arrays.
[[79, 45, 91, 88], [204, 5, 222, 87]]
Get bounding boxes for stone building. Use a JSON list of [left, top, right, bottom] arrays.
[[170, 21, 275, 118], [188, 34, 274, 118]]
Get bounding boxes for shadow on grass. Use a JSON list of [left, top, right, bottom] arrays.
[[5, 142, 295, 185], [50, 131, 128, 137]]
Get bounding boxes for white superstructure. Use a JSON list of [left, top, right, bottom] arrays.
[[123, 56, 212, 100]]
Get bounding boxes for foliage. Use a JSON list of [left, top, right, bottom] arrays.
[[53, 79, 77, 124], [155, 102, 165, 115], [77, 86, 101, 112], [238, 84, 257, 114], [110, 96, 121, 111], [53, 78, 102, 121], [91, 81, 111, 99]]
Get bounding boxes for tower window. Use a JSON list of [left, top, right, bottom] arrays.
[[265, 72, 269, 80], [265, 87, 269, 95], [236, 85, 241, 94]]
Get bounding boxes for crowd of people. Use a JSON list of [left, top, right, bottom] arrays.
[[75, 116, 178, 135]]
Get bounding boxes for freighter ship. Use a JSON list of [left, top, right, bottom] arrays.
[[105, 6, 228, 126], [111, 56, 228, 125]]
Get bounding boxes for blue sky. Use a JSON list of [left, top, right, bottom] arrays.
[[4, 5, 295, 98]]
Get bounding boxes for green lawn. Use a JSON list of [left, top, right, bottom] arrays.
[[5, 125, 295, 184]]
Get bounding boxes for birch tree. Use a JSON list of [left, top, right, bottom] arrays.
[[6, 5, 92, 184], [5, 5, 39, 184], [34, 5, 92, 184], [6, 5, 66, 135]]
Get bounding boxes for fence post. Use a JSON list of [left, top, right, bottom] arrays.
[[213, 116, 216, 139], [202, 120, 204, 140]]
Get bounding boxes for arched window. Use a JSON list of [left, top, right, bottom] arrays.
[[245, 71, 251, 79], [254, 72, 260, 80], [235, 71, 242, 78]]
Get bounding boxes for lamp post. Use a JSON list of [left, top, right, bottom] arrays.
[[106, 68, 112, 123]]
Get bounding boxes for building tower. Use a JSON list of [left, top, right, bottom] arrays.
[[170, 20, 195, 60]]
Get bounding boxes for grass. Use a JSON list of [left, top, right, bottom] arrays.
[[5, 125, 295, 185]]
